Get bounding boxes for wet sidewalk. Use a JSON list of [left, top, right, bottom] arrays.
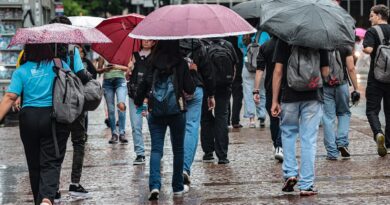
[[0, 81, 390, 205]]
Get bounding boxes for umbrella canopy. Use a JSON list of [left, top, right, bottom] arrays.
[[69, 16, 105, 28], [356, 28, 367, 38], [129, 4, 256, 40], [92, 14, 145, 66], [8, 23, 111, 47], [260, 0, 355, 49], [232, 0, 264, 19]]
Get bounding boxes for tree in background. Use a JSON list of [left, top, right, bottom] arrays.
[[63, 0, 89, 16], [64, 0, 130, 17]]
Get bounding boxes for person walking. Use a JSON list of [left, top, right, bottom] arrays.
[[363, 4, 390, 157], [0, 44, 71, 205], [271, 39, 329, 196], [134, 40, 195, 201], [253, 36, 283, 162], [201, 38, 238, 164], [50, 16, 92, 199], [239, 32, 268, 128], [322, 46, 359, 160], [97, 56, 129, 144], [127, 39, 156, 165], [180, 39, 214, 185]]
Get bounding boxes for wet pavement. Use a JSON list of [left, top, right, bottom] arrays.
[[0, 72, 390, 205]]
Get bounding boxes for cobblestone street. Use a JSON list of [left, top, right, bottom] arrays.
[[1, 78, 390, 205]]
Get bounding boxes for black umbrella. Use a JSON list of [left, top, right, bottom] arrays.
[[260, 0, 355, 49]]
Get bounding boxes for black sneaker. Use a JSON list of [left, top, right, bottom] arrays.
[[148, 189, 159, 201], [54, 191, 61, 203], [218, 158, 230, 164], [259, 118, 265, 128], [69, 184, 90, 198], [282, 177, 297, 192], [104, 118, 110, 128], [338, 147, 350, 158], [133, 155, 145, 165], [119, 134, 128, 144], [183, 171, 191, 185], [202, 152, 215, 162], [232, 124, 243, 128], [109, 134, 119, 144], [300, 186, 318, 196]]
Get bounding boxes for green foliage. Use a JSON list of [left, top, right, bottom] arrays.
[[63, 0, 89, 16], [64, 0, 129, 17]]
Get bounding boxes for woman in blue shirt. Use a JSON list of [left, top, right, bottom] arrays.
[[0, 44, 71, 205]]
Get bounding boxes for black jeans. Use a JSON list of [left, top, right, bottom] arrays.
[[266, 91, 282, 148], [201, 87, 231, 160], [70, 112, 87, 184], [366, 80, 390, 146], [19, 107, 70, 205], [229, 79, 243, 125]]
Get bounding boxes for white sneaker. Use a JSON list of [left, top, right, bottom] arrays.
[[275, 147, 284, 162], [173, 185, 189, 196]]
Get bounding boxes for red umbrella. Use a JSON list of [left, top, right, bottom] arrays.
[[92, 14, 145, 66], [129, 4, 256, 40], [8, 23, 111, 47]]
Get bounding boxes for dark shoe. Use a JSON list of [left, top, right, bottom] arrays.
[[202, 152, 215, 162], [183, 171, 191, 185], [148, 189, 159, 201], [282, 177, 297, 192], [104, 118, 110, 128], [133, 155, 145, 165], [326, 156, 338, 161], [300, 186, 318, 196], [338, 147, 350, 158], [119, 134, 128, 144], [232, 124, 243, 128], [54, 191, 61, 203], [218, 158, 230, 164], [259, 118, 265, 128], [376, 133, 387, 157], [69, 184, 91, 198], [109, 134, 119, 144]]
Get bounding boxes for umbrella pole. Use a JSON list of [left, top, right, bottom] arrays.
[[55, 43, 57, 57], [191, 39, 193, 59]]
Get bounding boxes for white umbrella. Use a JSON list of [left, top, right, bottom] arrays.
[[69, 16, 105, 28]]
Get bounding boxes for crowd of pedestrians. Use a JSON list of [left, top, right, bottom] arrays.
[[0, 2, 390, 204]]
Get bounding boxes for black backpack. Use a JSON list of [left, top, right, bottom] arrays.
[[202, 39, 236, 86], [128, 52, 149, 99]]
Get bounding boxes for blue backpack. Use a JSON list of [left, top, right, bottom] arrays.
[[150, 69, 181, 117]]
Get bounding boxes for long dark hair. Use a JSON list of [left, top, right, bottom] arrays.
[[24, 44, 55, 63], [150, 40, 181, 73]]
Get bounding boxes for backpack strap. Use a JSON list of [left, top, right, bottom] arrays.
[[374, 25, 386, 45], [53, 58, 63, 75], [51, 57, 62, 159]]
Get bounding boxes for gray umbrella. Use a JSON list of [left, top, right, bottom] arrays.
[[260, 0, 355, 49], [232, 0, 262, 19]]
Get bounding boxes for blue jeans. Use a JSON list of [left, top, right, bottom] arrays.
[[129, 98, 145, 156], [281, 100, 322, 190], [148, 113, 186, 192], [184, 87, 203, 175], [242, 66, 266, 120], [103, 78, 127, 136], [323, 84, 351, 158]]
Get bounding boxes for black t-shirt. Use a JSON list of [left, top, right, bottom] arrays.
[[273, 39, 329, 103], [257, 37, 277, 94], [83, 58, 97, 79], [363, 24, 390, 82]]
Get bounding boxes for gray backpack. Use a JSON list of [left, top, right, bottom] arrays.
[[373, 26, 390, 83], [83, 79, 103, 111], [287, 46, 322, 91], [325, 50, 344, 86], [245, 32, 261, 73], [52, 58, 84, 124]]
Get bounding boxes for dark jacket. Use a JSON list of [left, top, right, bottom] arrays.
[[134, 53, 196, 112], [180, 39, 215, 96]]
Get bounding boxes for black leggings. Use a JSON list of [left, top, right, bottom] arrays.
[[19, 107, 70, 205]]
